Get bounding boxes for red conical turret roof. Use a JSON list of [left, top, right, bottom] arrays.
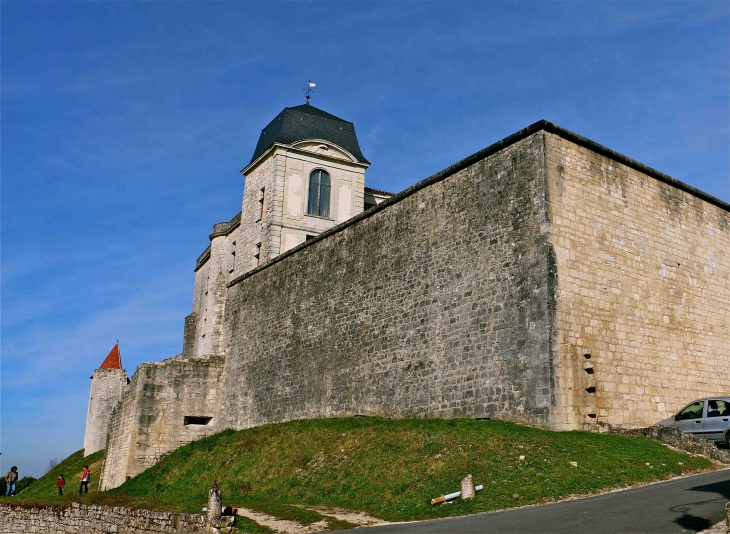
[[99, 343, 122, 369]]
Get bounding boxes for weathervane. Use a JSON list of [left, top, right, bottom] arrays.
[[304, 81, 316, 104]]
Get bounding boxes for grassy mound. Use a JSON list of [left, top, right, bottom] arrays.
[[13, 449, 104, 502], [15, 418, 714, 523]]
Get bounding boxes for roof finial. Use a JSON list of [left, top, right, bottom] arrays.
[[304, 81, 315, 105]]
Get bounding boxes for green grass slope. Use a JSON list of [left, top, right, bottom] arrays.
[[15, 418, 714, 523], [13, 449, 104, 502]]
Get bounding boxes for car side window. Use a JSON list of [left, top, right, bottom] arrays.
[[707, 400, 729, 417], [677, 401, 704, 420]]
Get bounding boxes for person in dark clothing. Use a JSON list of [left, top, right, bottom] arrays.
[[79, 466, 90, 494], [56, 475, 65, 496]]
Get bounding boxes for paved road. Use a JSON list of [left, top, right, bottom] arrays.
[[358, 469, 730, 533]]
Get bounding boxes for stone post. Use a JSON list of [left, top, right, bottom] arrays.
[[460, 474, 475, 500], [208, 483, 221, 527]]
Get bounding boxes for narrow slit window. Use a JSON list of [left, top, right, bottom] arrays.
[[229, 241, 236, 273], [183, 416, 212, 426], [258, 188, 265, 220], [255, 242, 261, 266]]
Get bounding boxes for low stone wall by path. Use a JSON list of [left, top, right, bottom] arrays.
[[601, 424, 730, 464], [0, 502, 207, 533], [725, 501, 729, 533]]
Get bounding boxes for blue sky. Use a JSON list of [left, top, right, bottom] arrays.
[[2, 1, 728, 477]]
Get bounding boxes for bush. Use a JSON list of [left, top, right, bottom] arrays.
[[0, 476, 37, 496]]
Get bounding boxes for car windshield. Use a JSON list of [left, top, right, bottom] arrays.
[[677, 401, 704, 420]]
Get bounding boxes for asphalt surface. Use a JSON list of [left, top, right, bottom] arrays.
[[357, 468, 730, 533]]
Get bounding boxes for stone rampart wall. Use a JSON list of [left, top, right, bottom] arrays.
[[546, 132, 730, 429], [96, 120, 730, 489], [100, 354, 225, 490], [216, 132, 556, 430], [0, 503, 205, 533]]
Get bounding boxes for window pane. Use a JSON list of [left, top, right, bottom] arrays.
[[708, 400, 729, 417], [319, 170, 331, 186], [307, 179, 319, 215], [319, 183, 330, 218], [678, 401, 704, 420]]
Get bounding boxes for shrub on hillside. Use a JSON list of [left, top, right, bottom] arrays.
[[0, 476, 37, 496]]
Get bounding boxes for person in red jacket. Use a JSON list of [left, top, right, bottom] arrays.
[[79, 466, 90, 495], [56, 475, 65, 496]]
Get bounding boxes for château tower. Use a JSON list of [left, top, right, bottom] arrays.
[[97, 112, 730, 492], [83, 343, 128, 456], [187, 103, 392, 358]]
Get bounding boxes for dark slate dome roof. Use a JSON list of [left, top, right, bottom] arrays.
[[250, 104, 369, 165]]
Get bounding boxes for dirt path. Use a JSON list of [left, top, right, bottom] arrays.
[[235, 508, 327, 534], [235, 506, 389, 533], [306, 506, 388, 528]]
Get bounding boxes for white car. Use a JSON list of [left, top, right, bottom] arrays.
[[658, 396, 730, 446]]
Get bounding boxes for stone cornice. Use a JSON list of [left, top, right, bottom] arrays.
[[194, 212, 242, 272], [241, 142, 369, 176], [209, 211, 241, 240]]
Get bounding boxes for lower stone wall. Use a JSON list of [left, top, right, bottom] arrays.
[[100, 354, 225, 490], [218, 133, 556, 431], [0, 503, 205, 533]]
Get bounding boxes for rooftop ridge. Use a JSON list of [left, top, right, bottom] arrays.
[[286, 104, 352, 123]]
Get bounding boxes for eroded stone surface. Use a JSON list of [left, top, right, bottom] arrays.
[[0, 502, 206, 533]]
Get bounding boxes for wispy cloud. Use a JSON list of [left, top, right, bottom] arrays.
[[2, 260, 190, 388]]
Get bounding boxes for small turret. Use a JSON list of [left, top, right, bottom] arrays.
[[83, 343, 128, 456]]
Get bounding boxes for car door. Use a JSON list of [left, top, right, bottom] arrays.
[[675, 400, 705, 436], [703, 399, 730, 442]]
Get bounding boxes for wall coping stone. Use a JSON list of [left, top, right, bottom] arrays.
[[194, 245, 211, 272]]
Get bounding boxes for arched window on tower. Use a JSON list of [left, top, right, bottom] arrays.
[[307, 169, 331, 218]]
